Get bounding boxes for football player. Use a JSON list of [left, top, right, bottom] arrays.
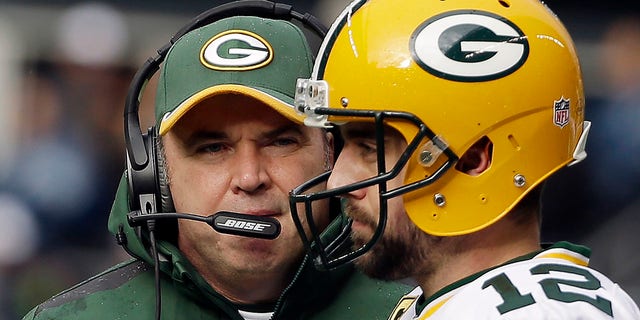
[[289, 0, 640, 318]]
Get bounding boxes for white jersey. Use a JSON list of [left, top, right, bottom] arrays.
[[389, 242, 640, 320]]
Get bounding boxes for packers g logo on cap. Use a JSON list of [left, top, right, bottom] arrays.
[[410, 10, 529, 82], [201, 30, 274, 71]]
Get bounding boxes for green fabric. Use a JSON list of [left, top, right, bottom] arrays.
[[22, 174, 411, 319], [154, 15, 314, 126]]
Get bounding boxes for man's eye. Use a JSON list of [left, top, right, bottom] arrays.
[[359, 142, 376, 154], [273, 137, 298, 147], [200, 143, 225, 153]]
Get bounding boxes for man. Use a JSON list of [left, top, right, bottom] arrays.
[[289, 0, 640, 319], [23, 5, 409, 320]]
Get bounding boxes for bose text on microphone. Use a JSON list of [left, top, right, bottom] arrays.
[[127, 210, 281, 239]]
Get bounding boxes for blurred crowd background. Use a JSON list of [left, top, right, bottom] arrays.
[[0, 0, 638, 318]]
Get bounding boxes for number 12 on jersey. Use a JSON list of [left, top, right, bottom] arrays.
[[482, 263, 613, 316]]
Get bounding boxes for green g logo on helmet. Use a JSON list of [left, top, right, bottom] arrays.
[[201, 30, 274, 71], [410, 10, 529, 82]]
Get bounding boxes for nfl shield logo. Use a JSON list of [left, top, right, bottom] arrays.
[[553, 97, 570, 128]]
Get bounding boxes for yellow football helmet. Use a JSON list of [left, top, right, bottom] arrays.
[[290, 0, 590, 269]]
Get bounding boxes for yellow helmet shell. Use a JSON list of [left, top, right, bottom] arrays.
[[313, 0, 586, 235]]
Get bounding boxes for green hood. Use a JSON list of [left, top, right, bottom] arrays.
[[108, 173, 154, 264]]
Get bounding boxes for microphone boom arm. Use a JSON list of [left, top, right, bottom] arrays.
[[127, 210, 281, 240]]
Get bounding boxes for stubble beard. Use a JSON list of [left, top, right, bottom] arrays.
[[346, 203, 443, 281]]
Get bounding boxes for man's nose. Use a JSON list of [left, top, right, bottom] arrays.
[[231, 146, 271, 194]]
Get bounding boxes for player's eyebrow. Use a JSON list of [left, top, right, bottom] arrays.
[[185, 130, 227, 145], [341, 123, 377, 140], [260, 124, 306, 141]]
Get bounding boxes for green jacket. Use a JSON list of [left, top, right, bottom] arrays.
[[23, 175, 410, 319]]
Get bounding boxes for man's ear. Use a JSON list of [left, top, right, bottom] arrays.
[[455, 136, 492, 176]]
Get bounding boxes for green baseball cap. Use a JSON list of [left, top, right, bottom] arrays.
[[156, 16, 314, 135]]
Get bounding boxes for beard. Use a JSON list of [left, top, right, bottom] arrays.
[[345, 203, 445, 281]]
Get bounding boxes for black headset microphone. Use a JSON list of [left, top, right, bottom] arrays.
[[127, 210, 282, 240], [120, 2, 326, 319]]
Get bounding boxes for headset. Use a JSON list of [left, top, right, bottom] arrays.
[[121, 1, 327, 318], [125, 0, 326, 220]]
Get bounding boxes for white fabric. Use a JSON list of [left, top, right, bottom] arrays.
[[394, 246, 640, 319], [238, 309, 274, 320]]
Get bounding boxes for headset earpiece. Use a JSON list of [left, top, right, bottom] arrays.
[[126, 127, 160, 214]]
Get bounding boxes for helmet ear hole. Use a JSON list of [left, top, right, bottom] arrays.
[[498, 0, 510, 8], [455, 136, 493, 175]]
